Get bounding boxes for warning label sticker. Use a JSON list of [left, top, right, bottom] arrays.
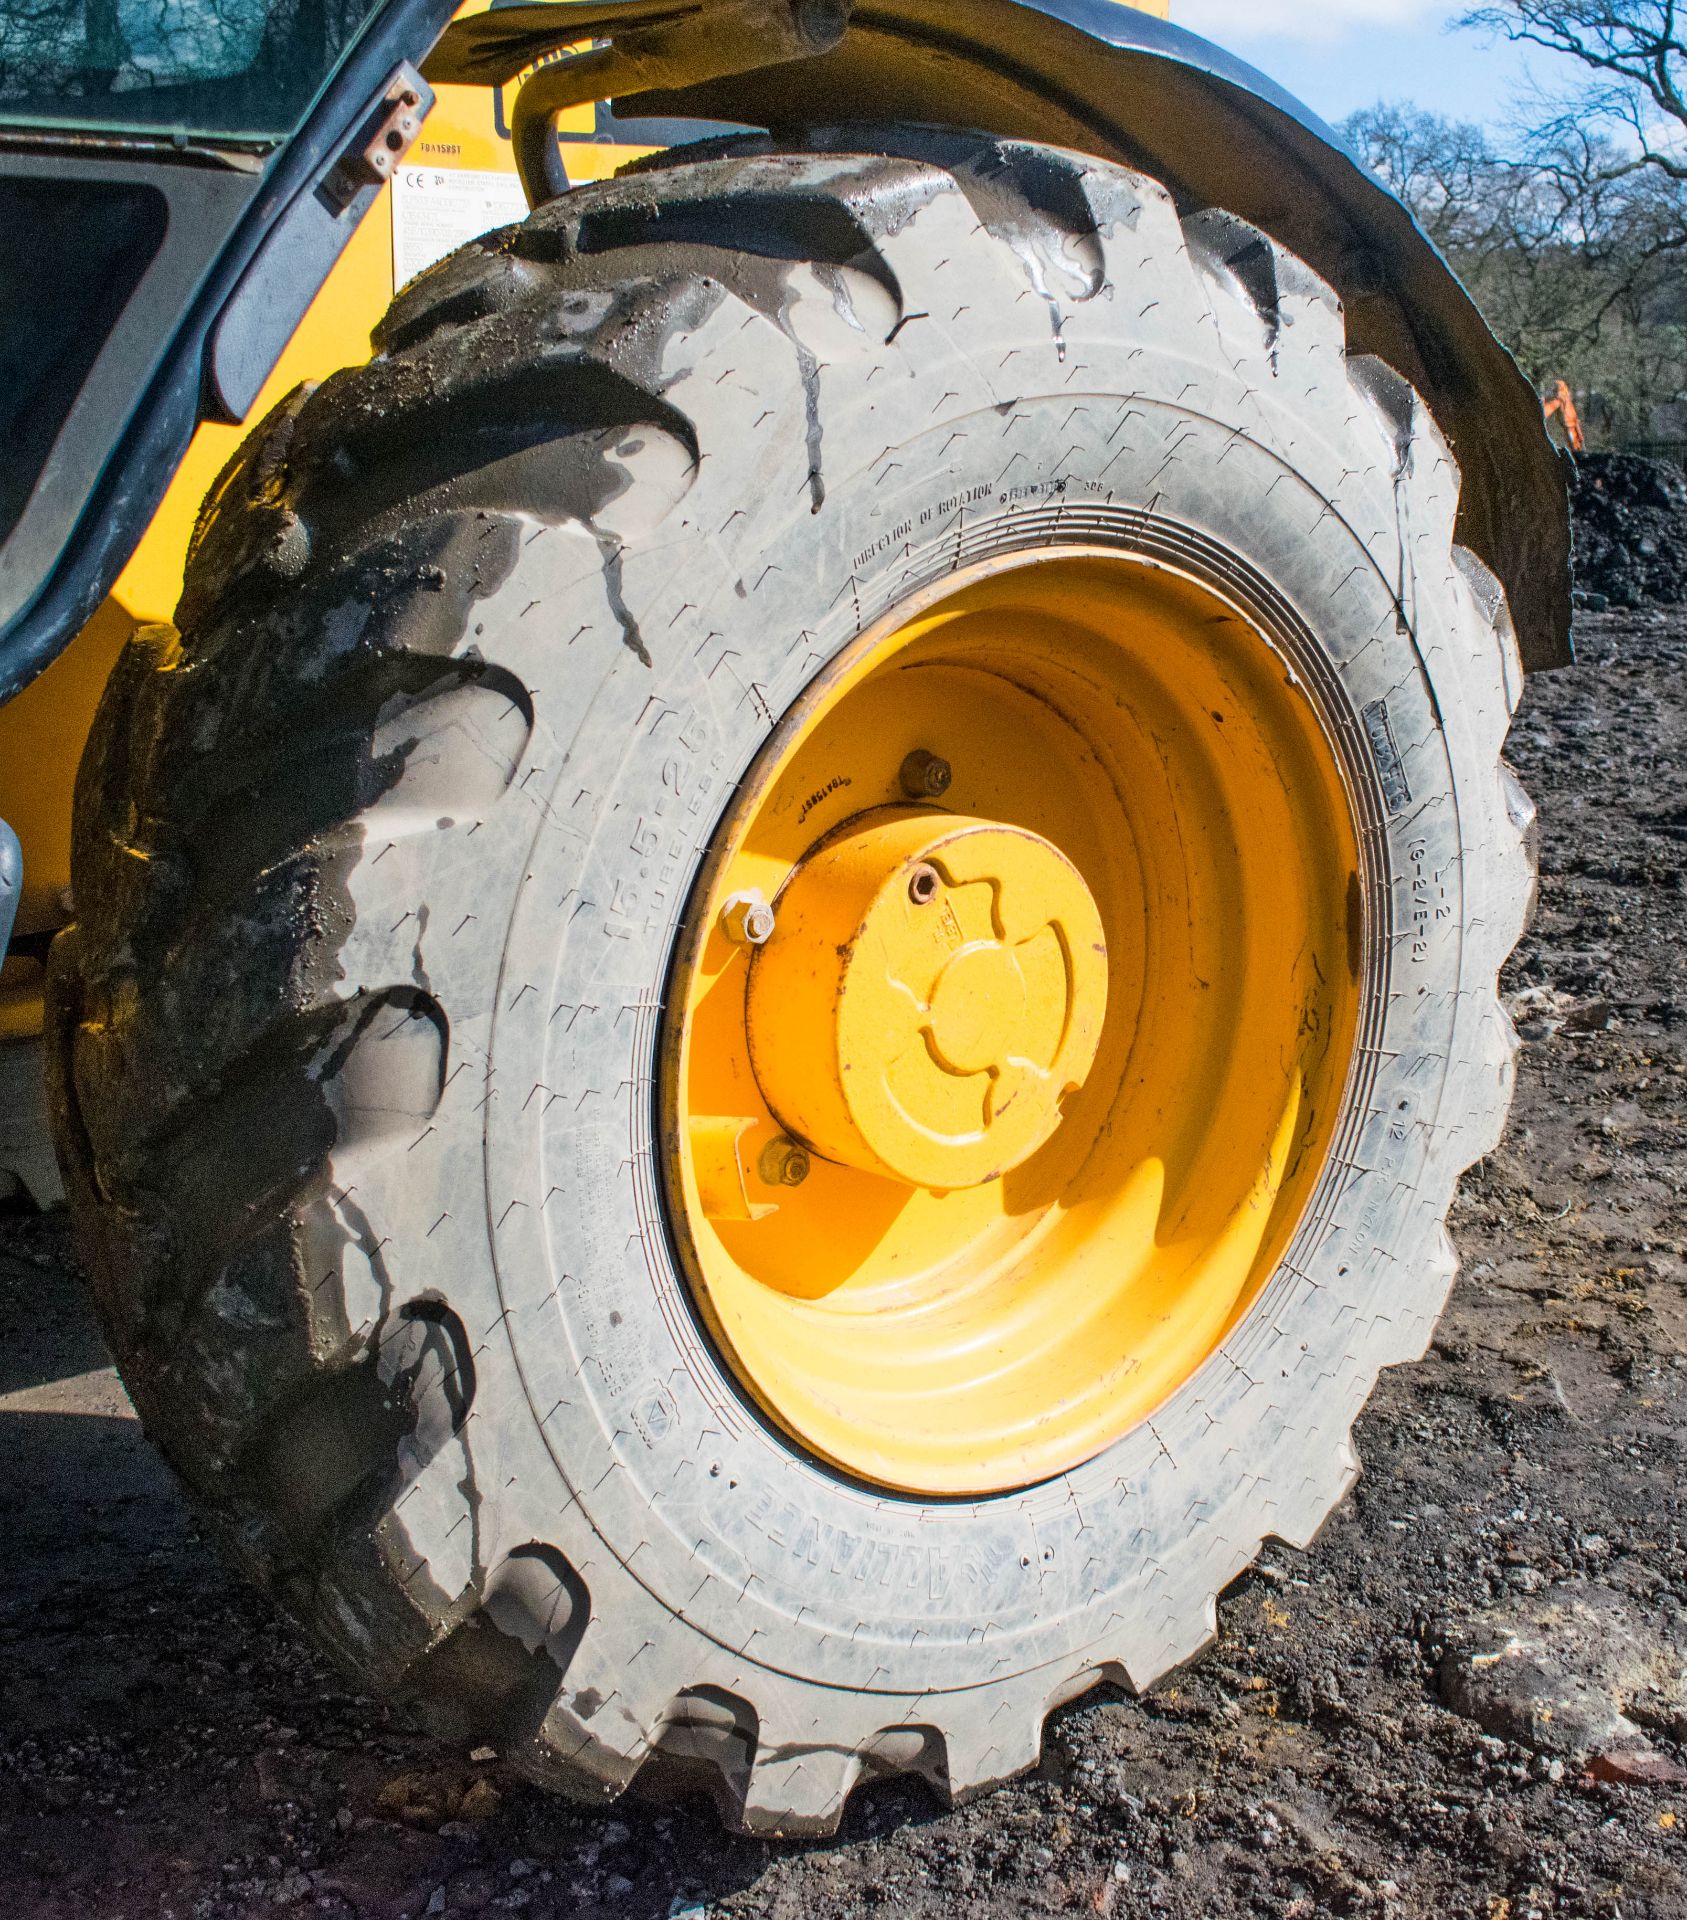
[[390, 166, 530, 290]]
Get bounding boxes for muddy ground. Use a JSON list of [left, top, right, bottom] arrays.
[[2, 608, 1684, 1919]]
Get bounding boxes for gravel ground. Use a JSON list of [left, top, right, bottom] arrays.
[[2, 608, 1684, 1920]]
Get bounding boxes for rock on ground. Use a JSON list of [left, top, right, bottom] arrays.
[[1571, 452, 1687, 611], [2, 609, 1685, 1918]]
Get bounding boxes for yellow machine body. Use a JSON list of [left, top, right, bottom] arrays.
[[0, 0, 1169, 1054]]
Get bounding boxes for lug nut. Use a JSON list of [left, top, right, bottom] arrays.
[[908, 863, 940, 906], [758, 1136, 811, 1188], [720, 890, 776, 947], [900, 749, 953, 801]]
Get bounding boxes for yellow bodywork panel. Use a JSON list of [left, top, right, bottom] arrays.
[[0, 0, 1170, 1038], [0, 34, 633, 1027]]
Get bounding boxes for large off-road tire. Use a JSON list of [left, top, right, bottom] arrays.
[[48, 131, 1534, 1836]]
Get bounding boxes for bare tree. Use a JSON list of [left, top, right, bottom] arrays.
[[1459, 4, 1687, 182], [1447, 4, 1687, 435], [1347, 97, 1687, 437]]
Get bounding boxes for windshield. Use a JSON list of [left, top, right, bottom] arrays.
[[0, 0, 386, 140]]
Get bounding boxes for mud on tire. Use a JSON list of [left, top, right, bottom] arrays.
[[47, 131, 1534, 1836]]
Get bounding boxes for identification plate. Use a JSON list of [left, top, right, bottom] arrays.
[[390, 165, 531, 289]]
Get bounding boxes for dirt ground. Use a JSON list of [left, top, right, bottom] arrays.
[[2, 607, 1684, 1920]]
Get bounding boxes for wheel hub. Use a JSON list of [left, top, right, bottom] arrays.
[[746, 812, 1108, 1192], [661, 552, 1362, 1494]]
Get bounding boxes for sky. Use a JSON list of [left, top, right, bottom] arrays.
[[1173, 0, 1565, 132]]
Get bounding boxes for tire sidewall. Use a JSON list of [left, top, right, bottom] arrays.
[[476, 371, 1476, 1697]]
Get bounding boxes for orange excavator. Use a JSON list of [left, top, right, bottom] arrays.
[[1545, 377, 1586, 452]]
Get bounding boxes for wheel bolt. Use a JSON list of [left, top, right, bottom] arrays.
[[908, 863, 940, 906], [758, 1135, 811, 1188], [720, 890, 776, 947], [900, 749, 953, 801]]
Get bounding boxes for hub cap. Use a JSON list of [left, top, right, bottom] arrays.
[[746, 813, 1108, 1192]]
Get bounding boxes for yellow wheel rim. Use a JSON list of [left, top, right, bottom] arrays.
[[661, 551, 1362, 1496]]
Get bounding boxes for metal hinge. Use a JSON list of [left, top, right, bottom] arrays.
[[322, 63, 429, 213]]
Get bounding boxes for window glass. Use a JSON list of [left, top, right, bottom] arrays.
[[0, 0, 385, 139]]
